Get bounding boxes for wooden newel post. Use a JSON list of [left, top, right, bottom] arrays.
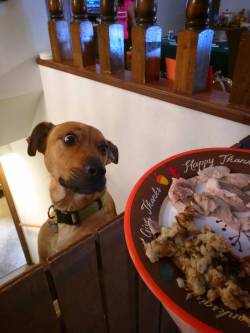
[[131, 0, 162, 84], [174, 0, 214, 94], [97, 0, 124, 74], [47, 0, 72, 62], [70, 0, 96, 68], [230, 31, 250, 109]]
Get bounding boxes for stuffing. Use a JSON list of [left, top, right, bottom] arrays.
[[144, 207, 250, 312]]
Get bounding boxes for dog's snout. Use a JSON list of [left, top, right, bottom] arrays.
[[58, 158, 107, 194], [85, 160, 106, 177]]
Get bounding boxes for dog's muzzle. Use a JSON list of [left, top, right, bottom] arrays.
[[59, 158, 107, 194]]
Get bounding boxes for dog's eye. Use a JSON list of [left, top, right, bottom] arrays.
[[99, 144, 108, 155], [64, 134, 77, 145]]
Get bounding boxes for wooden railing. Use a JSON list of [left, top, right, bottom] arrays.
[[40, 0, 250, 125], [0, 214, 179, 333]]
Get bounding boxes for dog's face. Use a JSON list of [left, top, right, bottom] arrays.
[[27, 122, 118, 195]]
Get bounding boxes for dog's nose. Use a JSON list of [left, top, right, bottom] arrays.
[[85, 160, 106, 177]]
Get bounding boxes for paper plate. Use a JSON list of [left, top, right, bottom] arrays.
[[125, 148, 250, 333]]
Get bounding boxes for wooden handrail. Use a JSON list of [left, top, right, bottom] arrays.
[[37, 58, 250, 125], [131, 0, 161, 84], [43, 0, 250, 124], [70, 0, 95, 68], [175, 0, 213, 95]]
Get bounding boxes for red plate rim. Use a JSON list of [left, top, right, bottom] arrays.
[[124, 147, 250, 333]]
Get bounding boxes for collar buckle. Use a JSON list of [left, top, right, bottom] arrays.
[[47, 205, 59, 233], [70, 212, 80, 224]]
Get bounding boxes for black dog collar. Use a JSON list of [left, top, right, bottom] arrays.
[[48, 192, 107, 231]]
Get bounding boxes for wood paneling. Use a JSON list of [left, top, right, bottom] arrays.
[[71, 22, 83, 67], [48, 20, 62, 62], [230, 31, 250, 109], [97, 23, 112, 74], [138, 279, 161, 333], [0, 265, 60, 333], [174, 30, 197, 94], [3, 203, 250, 332], [97, 215, 137, 333], [226, 28, 244, 79], [160, 306, 179, 333], [71, 21, 95, 68], [131, 26, 146, 84], [174, 29, 214, 94], [48, 236, 107, 333]]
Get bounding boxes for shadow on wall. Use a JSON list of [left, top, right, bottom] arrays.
[[0, 91, 43, 146], [0, 0, 50, 147], [0, 58, 44, 100], [0, 0, 49, 76], [220, 0, 250, 15]]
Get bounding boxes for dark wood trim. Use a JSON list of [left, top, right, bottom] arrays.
[[230, 31, 250, 109], [0, 163, 33, 265], [0, 264, 60, 333], [37, 58, 250, 125]]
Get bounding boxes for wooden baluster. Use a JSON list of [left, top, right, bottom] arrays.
[[174, 0, 214, 94], [230, 31, 250, 109], [47, 0, 72, 62], [70, 0, 95, 68], [97, 0, 124, 74], [226, 28, 245, 79], [208, 0, 221, 27], [131, 0, 162, 84], [186, 0, 209, 30], [101, 0, 117, 23]]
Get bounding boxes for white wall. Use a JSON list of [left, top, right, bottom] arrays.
[[0, 0, 50, 145], [157, 0, 186, 36], [1, 66, 249, 262], [220, 0, 250, 13], [0, 0, 49, 78], [38, 66, 249, 215]]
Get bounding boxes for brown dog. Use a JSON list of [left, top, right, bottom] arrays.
[[27, 121, 118, 262]]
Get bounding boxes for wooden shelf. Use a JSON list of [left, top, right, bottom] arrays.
[[37, 58, 250, 125]]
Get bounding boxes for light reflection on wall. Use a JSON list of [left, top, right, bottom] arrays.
[[0, 153, 35, 216], [0, 151, 48, 229], [55, 20, 72, 60], [109, 24, 124, 73], [146, 26, 162, 59], [0, 151, 41, 263]]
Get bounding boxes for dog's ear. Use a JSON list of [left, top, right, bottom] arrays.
[[27, 122, 55, 156], [107, 140, 119, 164]]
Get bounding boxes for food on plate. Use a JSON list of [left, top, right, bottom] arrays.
[[143, 166, 250, 316], [168, 166, 250, 231], [144, 206, 250, 312]]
